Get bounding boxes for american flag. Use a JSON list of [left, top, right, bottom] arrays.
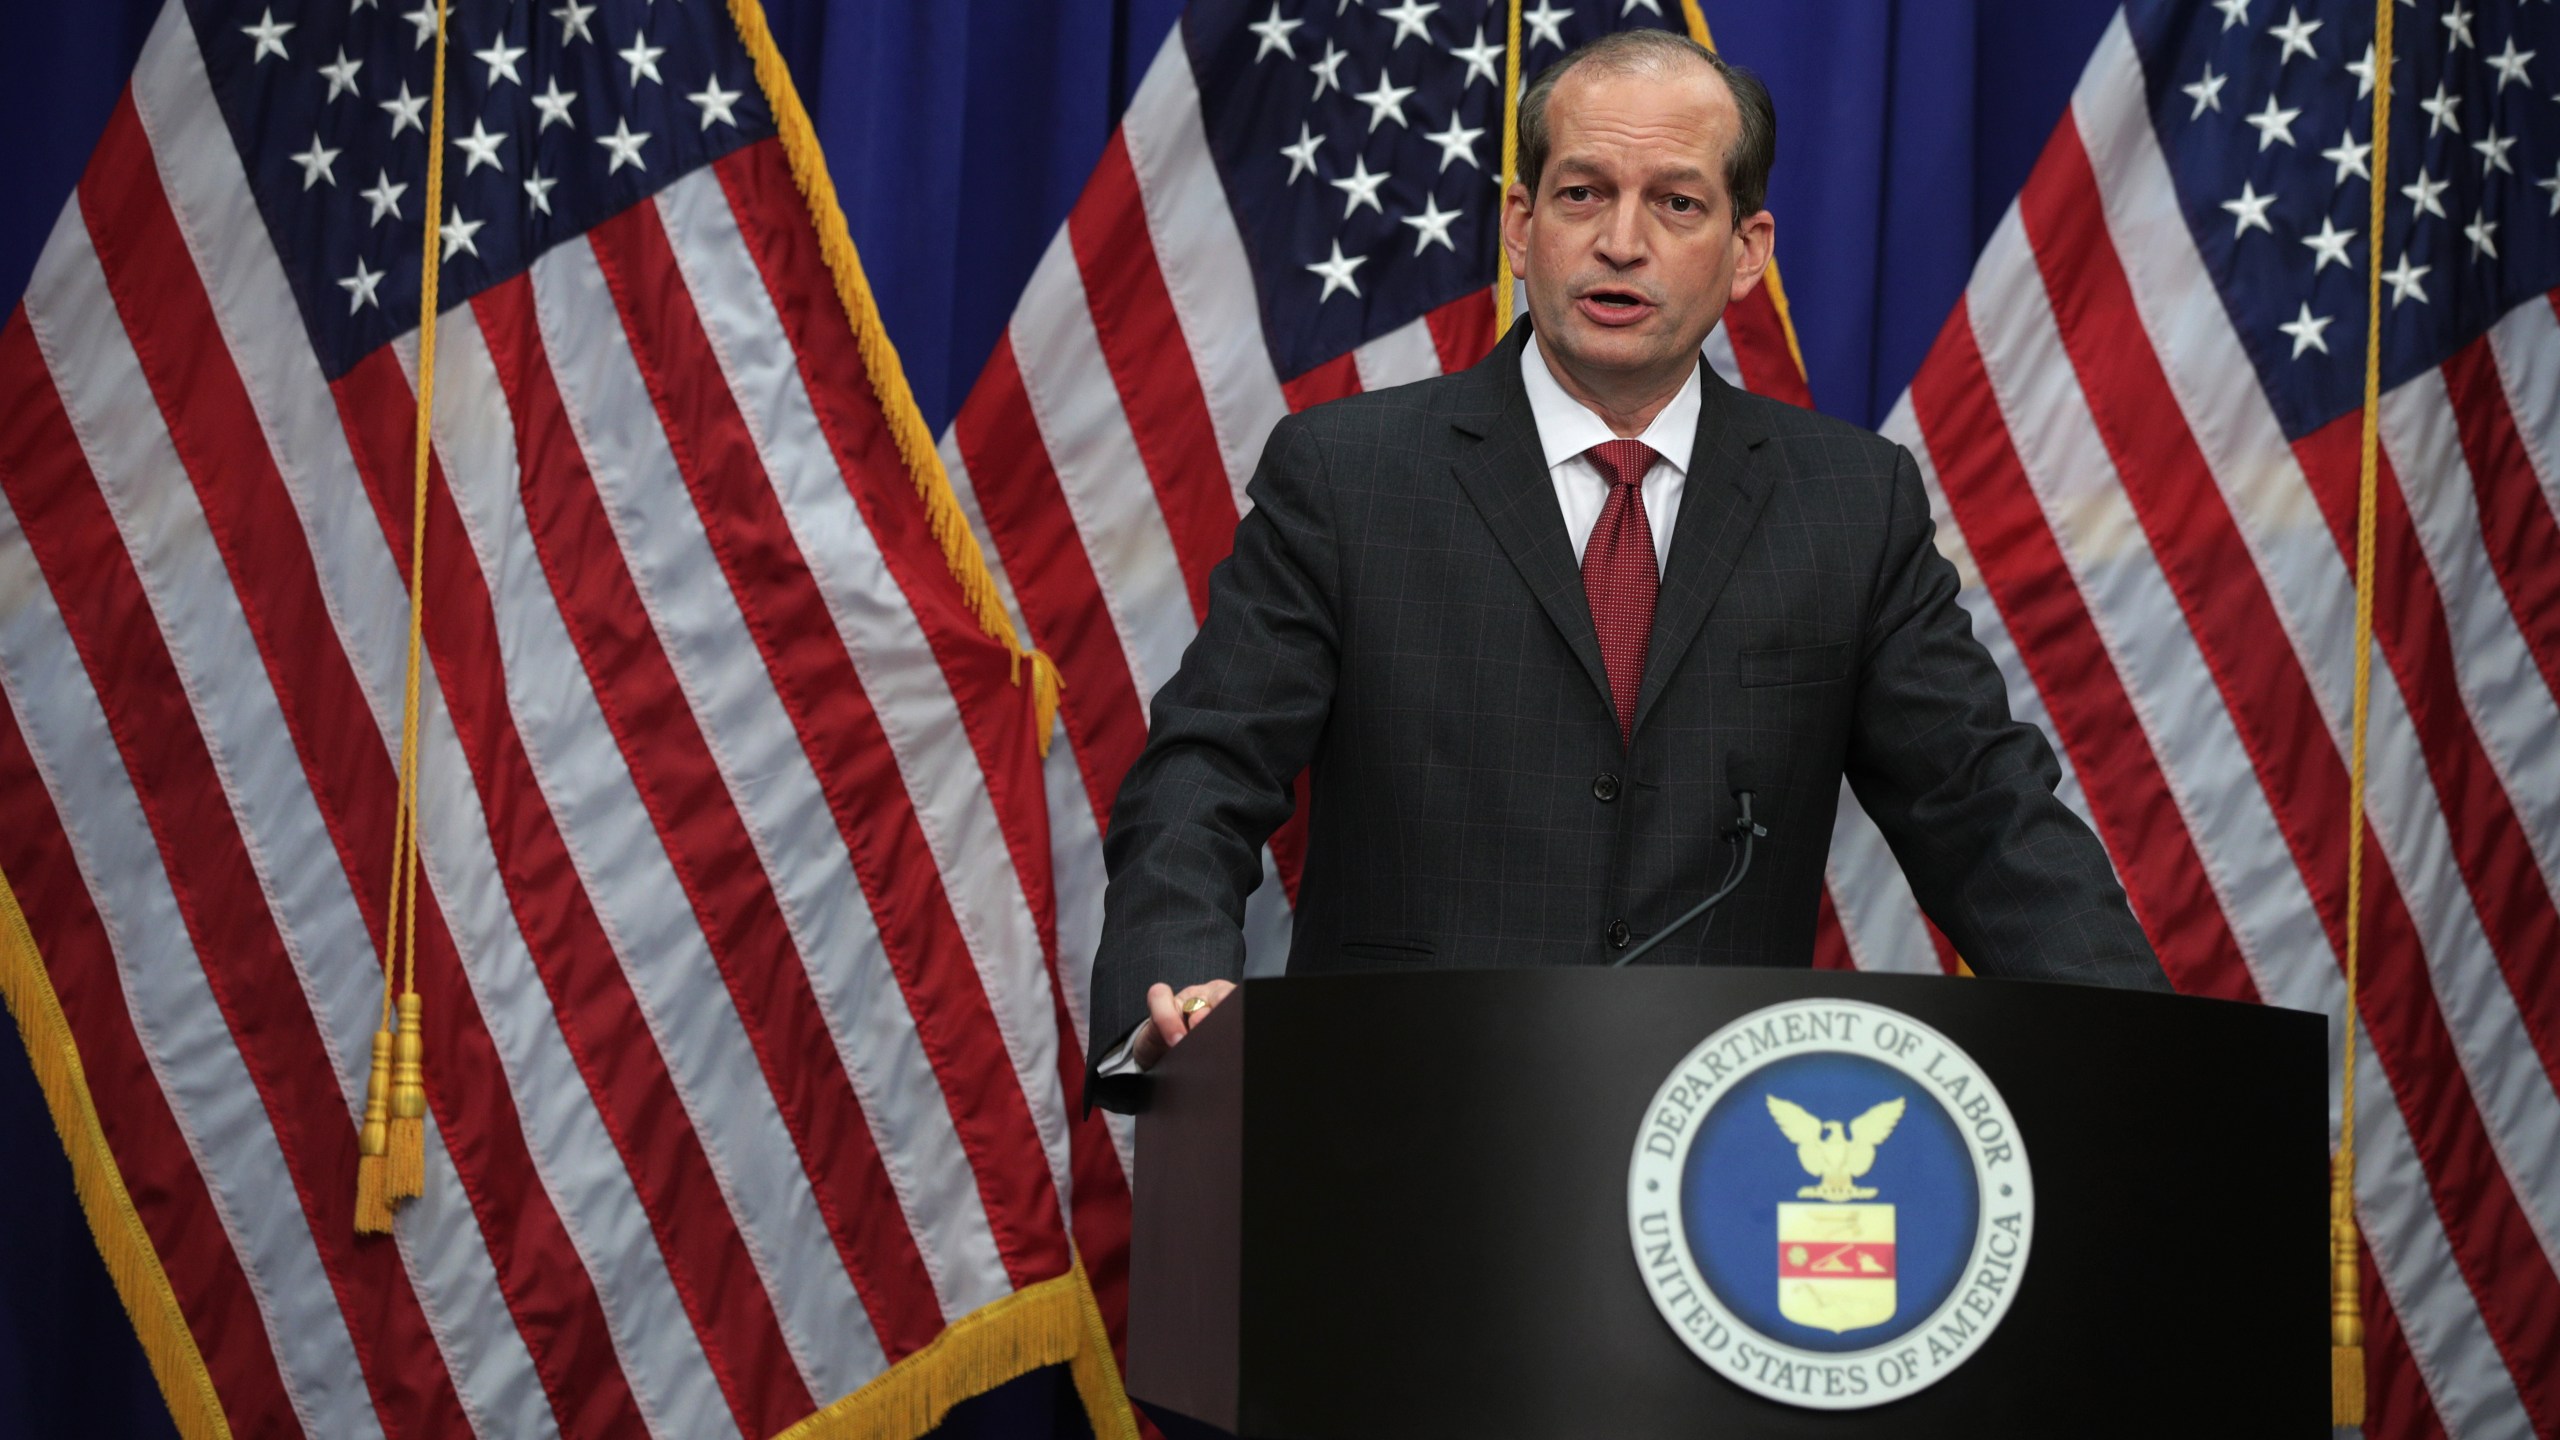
[[1870, 1, 2558, 1433], [951, 1, 2558, 1438], [0, 1, 1110, 1438]]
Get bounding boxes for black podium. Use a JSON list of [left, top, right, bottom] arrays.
[[1127, 968, 2327, 1438]]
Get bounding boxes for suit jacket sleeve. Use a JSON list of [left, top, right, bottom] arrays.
[[1843, 445, 2173, 992], [1085, 413, 1341, 1106]]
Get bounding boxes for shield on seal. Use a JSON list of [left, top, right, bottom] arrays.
[[1776, 1202, 1897, 1333]]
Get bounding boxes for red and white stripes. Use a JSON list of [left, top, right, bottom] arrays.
[[0, 1, 1092, 1434], [1862, 14, 2559, 1435]]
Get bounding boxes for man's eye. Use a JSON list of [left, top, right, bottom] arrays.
[[1561, 186, 1595, 202], [1665, 196, 1699, 214]]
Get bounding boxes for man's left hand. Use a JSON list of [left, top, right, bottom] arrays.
[[1132, 979, 1236, 1069]]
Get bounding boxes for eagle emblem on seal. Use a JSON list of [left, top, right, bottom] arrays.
[[1766, 1095, 1907, 1202]]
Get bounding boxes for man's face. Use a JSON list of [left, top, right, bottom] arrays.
[[1502, 63, 1775, 396]]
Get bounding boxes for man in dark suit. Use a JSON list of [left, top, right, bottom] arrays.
[[1087, 28, 2167, 1105]]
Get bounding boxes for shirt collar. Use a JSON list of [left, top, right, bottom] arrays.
[[1520, 332, 1704, 477]]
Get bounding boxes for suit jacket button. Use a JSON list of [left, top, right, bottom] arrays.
[[1592, 772, 1621, 802], [1607, 919, 1631, 948]]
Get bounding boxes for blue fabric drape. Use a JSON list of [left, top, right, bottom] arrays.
[[759, 0, 1186, 431], [1709, 0, 2119, 425]]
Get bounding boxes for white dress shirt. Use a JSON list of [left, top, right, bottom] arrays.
[[1095, 339, 1708, 1076], [1521, 333, 1700, 576]]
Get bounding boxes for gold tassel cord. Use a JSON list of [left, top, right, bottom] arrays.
[[355, 1028, 396, 1234], [725, 0, 1064, 759], [386, 991, 428, 1200], [0, 865, 232, 1439], [2335, 0, 2393, 1424], [2332, 1160, 2365, 1421], [359, 0, 452, 1236], [384, 0, 455, 1215]]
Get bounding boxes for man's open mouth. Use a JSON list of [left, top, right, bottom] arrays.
[[1576, 288, 1656, 325]]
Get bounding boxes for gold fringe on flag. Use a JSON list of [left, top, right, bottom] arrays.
[[1063, 1247, 1140, 1435], [724, 0, 1064, 757], [2335, 0, 2396, 1423], [775, 1253, 1139, 1440], [0, 864, 233, 1440], [1749, 249, 1811, 381]]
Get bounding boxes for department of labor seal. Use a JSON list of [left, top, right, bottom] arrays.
[[1626, 998, 2034, 1409]]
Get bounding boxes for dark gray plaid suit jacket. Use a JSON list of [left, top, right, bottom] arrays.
[[1086, 322, 2166, 1109]]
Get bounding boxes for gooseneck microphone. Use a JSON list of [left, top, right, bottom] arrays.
[[1611, 756, 1768, 968]]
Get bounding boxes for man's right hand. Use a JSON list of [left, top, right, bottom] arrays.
[[1132, 980, 1236, 1069]]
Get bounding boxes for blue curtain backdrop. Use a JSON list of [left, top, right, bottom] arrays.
[[0, 0, 2115, 1431]]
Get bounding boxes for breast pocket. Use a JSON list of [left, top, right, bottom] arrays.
[[1341, 937, 1435, 965], [1740, 640, 1851, 688]]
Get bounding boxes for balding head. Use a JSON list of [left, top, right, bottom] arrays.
[[1518, 29, 1776, 222]]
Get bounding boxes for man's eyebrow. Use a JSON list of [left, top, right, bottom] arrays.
[[1547, 156, 1715, 187]]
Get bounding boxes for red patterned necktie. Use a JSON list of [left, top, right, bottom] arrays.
[[1582, 439, 1659, 747]]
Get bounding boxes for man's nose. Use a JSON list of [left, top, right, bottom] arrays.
[[1594, 197, 1647, 268]]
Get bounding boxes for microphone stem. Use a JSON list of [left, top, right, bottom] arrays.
[[1614, 823, 1758, 968], [1692, 836, 1748, 954]]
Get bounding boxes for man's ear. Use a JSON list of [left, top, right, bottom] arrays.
[[1501, 182, 1534, 283], [1728, 208, 1775, 303]]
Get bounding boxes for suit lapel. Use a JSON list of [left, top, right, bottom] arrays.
[[1444, 327, 1614, 707], [1634, 364, 1774, 734]]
